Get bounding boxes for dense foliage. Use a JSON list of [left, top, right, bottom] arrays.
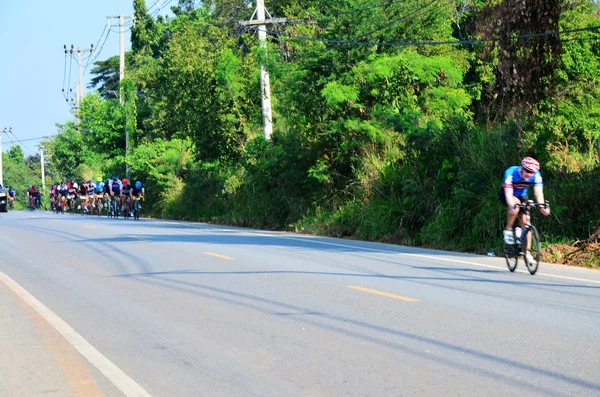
[[2, 146, 47, 209], [41, 0, 600, 264]]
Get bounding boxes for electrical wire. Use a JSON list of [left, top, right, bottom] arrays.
[[356, 0, 440, 39], [254, 24, 600, 47], [8, 131, 37, 155], [66, 52, 73, 102], [84, 22, 109, 73], [62, 53, 68, 100], [11, 136, 51, 142], [147, 0, 162, 15], [110, 26, 132, 33], [333, 0, 414, 16], [84, 27, 112, 76]]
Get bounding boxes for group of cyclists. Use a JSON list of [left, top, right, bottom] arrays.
[[47, 176, 145, 218], [7, 157, 551, 251]]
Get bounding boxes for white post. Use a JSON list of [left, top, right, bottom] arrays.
[[75, 82, 80, 109], [77, 50, 84, 101], [119, 14, 129, 177], [107, 14, 133, 178], [0, 130, 3, 187], [40, 149, 45, 191], [119, 14, 125, 105], [257, 0, 273, 139]]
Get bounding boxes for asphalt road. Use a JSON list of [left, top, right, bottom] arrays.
[[1, 210, 599, 397]]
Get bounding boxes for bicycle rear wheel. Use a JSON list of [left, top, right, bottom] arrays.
[[134, 200, 141, 220], [524, 226, 541, 275]]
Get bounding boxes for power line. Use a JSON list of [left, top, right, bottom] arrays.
[[85, 22, 109, 72], [13, 136, 51, 142], [110, 26, 132, 33], [357, 0, 440, 39], [62, 53, 68, 99], [255, 24, 600, 47], [7, 131, 37, 155], [333, 0, 412, 17], [84, 25, 112, 76]]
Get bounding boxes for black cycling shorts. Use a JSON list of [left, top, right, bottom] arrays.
[[498, 187, 527, 206]]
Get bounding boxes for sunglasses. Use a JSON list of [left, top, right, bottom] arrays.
[[522, 168, 534, 175]]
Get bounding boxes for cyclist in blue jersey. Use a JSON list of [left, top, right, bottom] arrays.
[[109, 176, 123, 214], [499, 157, 550, 245]]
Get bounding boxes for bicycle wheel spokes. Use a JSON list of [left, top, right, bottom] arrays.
[[524, 226, 541, 275]]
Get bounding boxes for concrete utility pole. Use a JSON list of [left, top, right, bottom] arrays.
[[63, 44, 94, 109], [0, 128, 13, 187], [106, 14, 132, 103], [106, 14, 133, 178], [239, 1, 287, 140], [40, 148, 45, 191], [64, 44, 93, 133]]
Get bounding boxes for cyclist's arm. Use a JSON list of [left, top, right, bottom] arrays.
[[503, 186, 517, 209], [533, 185, 550, 215], [533, 185, 545, 204]]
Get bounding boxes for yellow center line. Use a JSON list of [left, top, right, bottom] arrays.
[[128, 236, 144, 240], [83, 225, 96, 229], [203, 252, 235, 260], [348, 286, 420, 302]]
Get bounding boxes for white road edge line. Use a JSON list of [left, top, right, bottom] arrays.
[[135, 220, 600, 286], [253, 234, 600, 286], [0, 271, 153, 397]]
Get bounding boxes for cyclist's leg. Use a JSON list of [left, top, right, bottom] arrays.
[[499, 190, 521, 244], [506, 197, 522, 231]]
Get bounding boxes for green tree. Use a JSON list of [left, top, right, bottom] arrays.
[[7, 145, 25, 165], [476, 0, 563, 119], [88, 56, 121, 99], [132, 0, 157, 55]]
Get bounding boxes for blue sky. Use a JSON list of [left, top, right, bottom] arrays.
[[0, 0, 173, 157]]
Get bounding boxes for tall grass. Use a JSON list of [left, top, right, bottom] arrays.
[[140, 124, 599, 261]]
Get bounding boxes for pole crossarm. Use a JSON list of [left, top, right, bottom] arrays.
[[239, 18, 288, 26]]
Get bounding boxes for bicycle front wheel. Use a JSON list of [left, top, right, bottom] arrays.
[[504, 244, 518, 272], [524, 226, 541, 275]]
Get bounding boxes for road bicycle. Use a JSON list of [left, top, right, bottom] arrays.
[[122, 196, 132, 220], [66, 195, 76, 214], [132, 196, 143, 220], [28, 196, 41, 211], [503, 200, 549, 275], [107, 195, 120, 219], [92, 194, 103, 216]]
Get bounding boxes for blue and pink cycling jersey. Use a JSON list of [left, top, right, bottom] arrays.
[[503, 166, 543, 197]]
